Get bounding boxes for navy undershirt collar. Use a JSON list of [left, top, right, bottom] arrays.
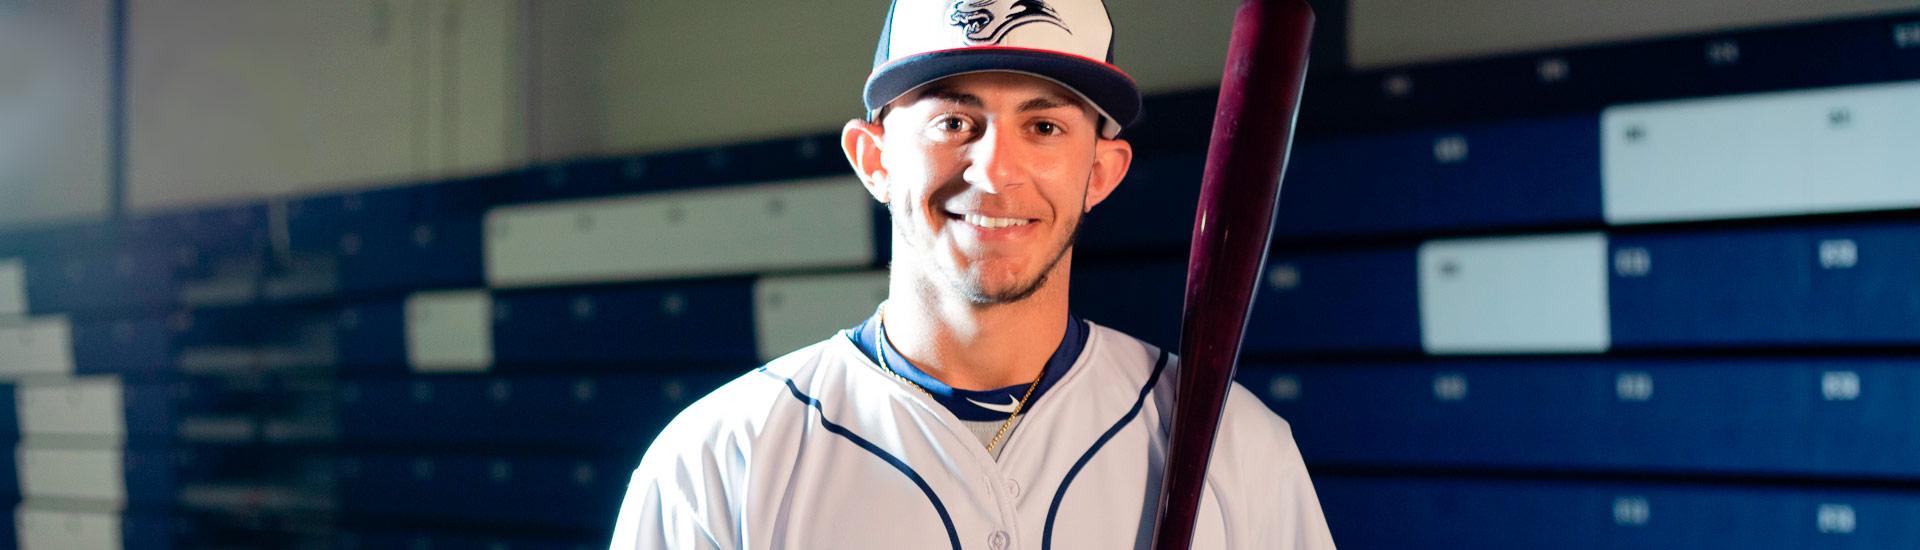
[[848, 310, 1088, 422]]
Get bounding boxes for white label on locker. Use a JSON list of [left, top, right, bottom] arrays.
[[485, 177, 875, 288], [1432, 373, 1468, 402], [1817, 504, 1857, 534], [1613, 247, 1651, 278], [18, 447, 127, 503], [753, 271, 889, 361], [1268, 375, 1302, 402], [0, 316, 78, 377], [1603, 80, 1920, 224], [1612, 496, 1651, 526], [1821, 371, 1862, 401], [1897, 23, 1920, 49], [19, 377, 126, 437], [0, 257, 25, 315], [1419, 233, 1611, 354], [19, 507, 123, 550], [1818, 239, 1858, 270], [405, 290, 494, 373], [1615, 372, 1654, 402]]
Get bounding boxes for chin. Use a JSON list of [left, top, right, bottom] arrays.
[[951, 268, 1050, 305]]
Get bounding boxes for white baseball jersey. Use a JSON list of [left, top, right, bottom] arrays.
[[611, 321, 1336, 549]]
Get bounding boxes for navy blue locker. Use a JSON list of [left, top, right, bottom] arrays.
[[1245, 248, 1421, 354], [0, 384, 16, 445], [1071, 262, 1183, 350], [1077, 151, 1203, 255], [1896, 20, 1920, 79], [22, 249, 180, 315], [333, 300, 408, 373], [122, 382, 190, 447], [1801, 223, 1920, 344], [70, 316, 174, 378], [1318, 475, 1920, 549], [1609, 227, 1814, 348], [336, 212, 485, 293], [518, 134, 844, 202], [131, 203, 269, 262], [338, 452, 631, 529], [1273, 134, 1424, 237], [1276, 115, 1601, 239], [336, 529, 594, 550], [286, 186, 419, 256], [123, 446, 181, 509], [1409, 115, 1601, 232], [338, 372, 735, 451], [719, 134, 849, 186], [492, 280, 759, 367], [1249, 359, 1920, 478]]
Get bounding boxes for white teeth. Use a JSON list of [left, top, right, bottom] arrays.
[[960, 214, 1030, 229]]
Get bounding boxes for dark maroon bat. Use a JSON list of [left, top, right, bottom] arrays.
[[1149, 1, 1314, 549]]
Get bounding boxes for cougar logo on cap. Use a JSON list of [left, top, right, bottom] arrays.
[[947, 0, 1070, 44]]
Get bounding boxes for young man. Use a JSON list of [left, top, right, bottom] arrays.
[[612, 1, 1334, 548]]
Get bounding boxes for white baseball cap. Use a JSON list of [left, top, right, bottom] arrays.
[[864, 0, 1143, 138]]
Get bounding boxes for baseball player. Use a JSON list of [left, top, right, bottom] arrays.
[[612, 1, 1335, 548]]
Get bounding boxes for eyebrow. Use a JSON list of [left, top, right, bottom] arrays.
[[1016, 95, 1079, 113], [914, 86, 983, 108]]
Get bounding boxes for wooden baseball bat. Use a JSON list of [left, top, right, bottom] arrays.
[[1148, 1, 1314, 549]]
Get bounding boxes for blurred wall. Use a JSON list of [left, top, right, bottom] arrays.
[[0, 0, 113, 228]]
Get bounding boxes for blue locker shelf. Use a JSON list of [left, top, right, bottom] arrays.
[[1248, 248, 1422, 354], [1076, 152, 1204, 255], [336, 529, 594, 550], [491, 279, 759, 367], [1612, 222, 1920, 349], [338, 372, 737, 451], [334, 300, 408, 373], [1073, 249, 1422, 356], [21, 249, 180, 315], [70, 316, 175, 378], [1318, 475, 1920, 550], [1275, 115, 1603, 239], [1248, 359, 1920, 478], [337, 452, 633, 529]]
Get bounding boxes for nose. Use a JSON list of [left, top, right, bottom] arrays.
[[961, 122, 1026, 194]]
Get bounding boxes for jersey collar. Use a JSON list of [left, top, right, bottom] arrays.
[[847, 309, 1088, 421]]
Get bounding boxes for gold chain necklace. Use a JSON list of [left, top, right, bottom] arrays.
[[876, 313, 1045, 455]]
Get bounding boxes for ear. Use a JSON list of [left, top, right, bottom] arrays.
[[842, 119, 890, 203], [1082, 137, 1133, 212]]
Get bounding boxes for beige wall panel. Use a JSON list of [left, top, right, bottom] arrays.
[[128, 0, 521, 212], [0, 0, 113, 230], [1351, 0, 1915, 69]]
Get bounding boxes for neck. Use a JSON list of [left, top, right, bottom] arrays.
[[882, 252, 1073, 391]]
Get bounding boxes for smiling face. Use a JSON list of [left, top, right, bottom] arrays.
[[844, 72, 1132, 306]]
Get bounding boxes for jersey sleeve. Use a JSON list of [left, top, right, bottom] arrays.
[[1217, 384, 1339, 549], [610, 377, 769, 550]]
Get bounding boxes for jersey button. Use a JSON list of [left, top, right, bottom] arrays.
[[1004, 479, 1021, 498], [988, 530, 1010, 550]]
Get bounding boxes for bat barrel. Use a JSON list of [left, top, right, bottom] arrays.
[[1149, 1, 1314, 549]]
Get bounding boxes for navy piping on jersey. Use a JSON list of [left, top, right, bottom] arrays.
[[756, 368, 962, 550], [1041, 349, 1171, 550], [848, 311, 1089, 421]]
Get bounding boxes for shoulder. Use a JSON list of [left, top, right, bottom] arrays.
[[1080, 321, 1173, 382], [634, 336, 856, 476]]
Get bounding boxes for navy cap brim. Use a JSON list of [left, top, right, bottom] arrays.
[[864, 47, 1142, 138]]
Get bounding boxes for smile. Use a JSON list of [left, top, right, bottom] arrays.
[[958, 213, 1032, 229]]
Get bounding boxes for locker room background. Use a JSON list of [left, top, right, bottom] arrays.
[[3, 0, 1918, 548]]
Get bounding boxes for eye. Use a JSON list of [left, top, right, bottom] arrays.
[[926, 114, 976, 140], [1032, 120, 1063, 136]]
